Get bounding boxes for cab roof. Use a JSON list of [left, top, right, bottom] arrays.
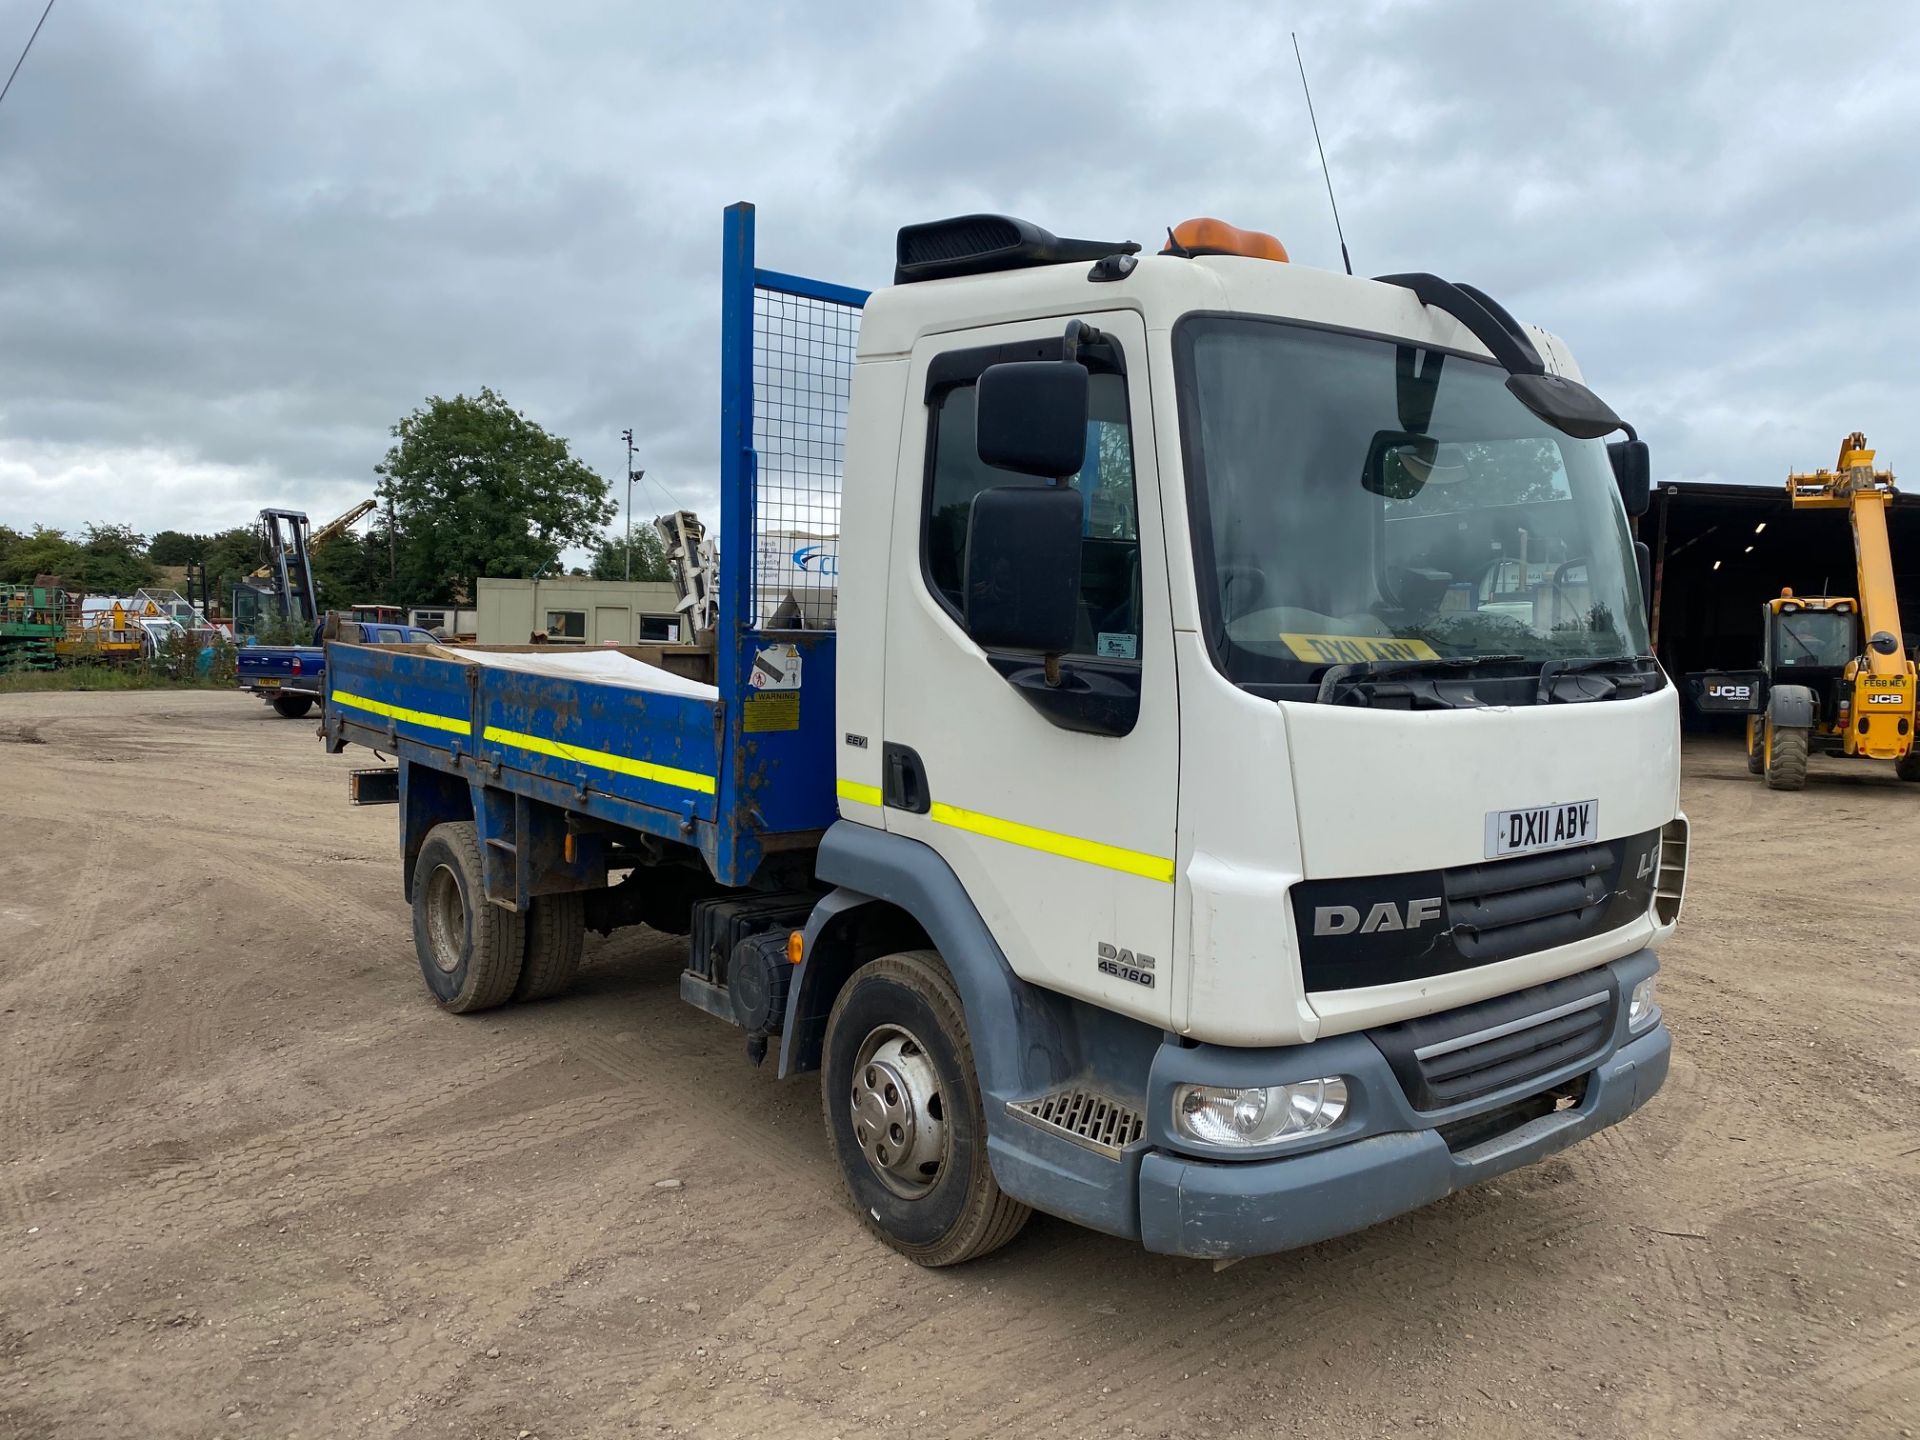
[[856, 248, 1581, 383]]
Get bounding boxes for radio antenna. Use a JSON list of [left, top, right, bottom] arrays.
[[1291, 32, 1352, 276]]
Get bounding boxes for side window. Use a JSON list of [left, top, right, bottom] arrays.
[[924, 370, 1142, 660], [544, 610, 586, 643]]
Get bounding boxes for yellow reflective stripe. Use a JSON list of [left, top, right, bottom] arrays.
[[483, 724, 715, 796], [330, 689, 470, 735], [836, 778, 883, 808], [928, 801, 1174, 884]]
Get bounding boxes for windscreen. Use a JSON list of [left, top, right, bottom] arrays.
[[1772, 609, 1854, 669], [1176, 317, 1649, 688]]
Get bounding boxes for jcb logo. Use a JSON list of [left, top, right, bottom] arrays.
[[1313, 897, 1444, 937], [1708, 683, 1752, 700], [1865, 693, 1904, 705]]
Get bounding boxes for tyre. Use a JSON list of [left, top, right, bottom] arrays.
[[271, 694, 314, 719], [410, 821, 525, 1013], [821, 950, 1030, 1267], [1745, 719, 1764, 775], [1764, 724, 1809, 791], [1896, 749, 1920, 783], [514, 892, 585, 1002]]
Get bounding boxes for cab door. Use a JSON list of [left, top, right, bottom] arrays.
[[880, 310, 1178, 1025]]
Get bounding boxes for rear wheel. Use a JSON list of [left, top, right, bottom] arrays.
[[410, 821, 524, 1013], [822, 951, 1030, 1267], [1765, 723, 1809, 791], [1896, 749, 1920, 783], [1745, 717, 1764, 775], [271, 694, 314, 719], [514, 892, 586, 1002]]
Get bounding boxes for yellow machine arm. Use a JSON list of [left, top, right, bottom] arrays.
[[309, 498, 378, 548], [1788, 432, 1905, 678]]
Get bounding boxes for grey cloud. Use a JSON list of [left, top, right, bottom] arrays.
[[1, 0, 1916, 538]]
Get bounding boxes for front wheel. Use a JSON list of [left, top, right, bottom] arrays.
[[271, 694, 314, 719], [1745, 717, 1764, 775], [1765, 723, 1809, 791], [822, 951, 1030, 1267], [410, 821, 525, 1012]]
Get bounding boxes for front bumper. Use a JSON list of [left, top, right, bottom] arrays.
[[1136, 952, 1666, 1259], [1137, 1019, 1668, 1258]]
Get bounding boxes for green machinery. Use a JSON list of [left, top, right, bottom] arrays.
[[1, 583, 69, 673]]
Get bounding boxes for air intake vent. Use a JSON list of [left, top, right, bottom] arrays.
[[1653, 816, 1688, 926], [895, 214, 1139, 285], [1007, 1088, 1144, 1158], [1447, 840, 1617, 963], [1370, 968, 1619, 1111]]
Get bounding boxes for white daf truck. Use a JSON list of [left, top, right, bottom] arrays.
[[330, 206, 1684, 1266]]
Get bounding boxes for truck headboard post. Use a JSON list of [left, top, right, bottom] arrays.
[[711, 202, 871, 885]]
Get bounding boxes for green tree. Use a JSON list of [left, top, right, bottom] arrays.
[[69, 524, 158, 594], [200, 525, 267, 618], [310, 528, 394, 612], [0, 526, 83, 584], [589, 528, 672, 582], [0, 525, 22, 576], [375, 388, 615, 605], [148, 529, 201, 565]]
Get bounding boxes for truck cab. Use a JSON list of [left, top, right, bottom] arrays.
[[812, 217, 1680, 1257]]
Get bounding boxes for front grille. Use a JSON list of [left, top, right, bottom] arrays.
[[1007, 1088, 1144, 1158], [1447, 840, 1617, 964], [1291, 830, 1662, 992], [1370, 969, 1618, 1111]]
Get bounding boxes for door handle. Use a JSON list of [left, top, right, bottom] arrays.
[[882, 743, 931, 814]]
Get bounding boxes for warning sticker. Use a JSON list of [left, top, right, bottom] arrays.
[[1277, 633, 1440, 664], [750, 644, 802, 691], [743, 691, 800, 733]]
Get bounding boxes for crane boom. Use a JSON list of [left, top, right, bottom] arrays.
[[309, 498, 378, 549], [1787, 432, 1904, 677]]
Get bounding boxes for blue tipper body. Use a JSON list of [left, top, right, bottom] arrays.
[[323, 202, 869, 890]]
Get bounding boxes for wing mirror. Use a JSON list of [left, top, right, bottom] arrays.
[[975, 359, 1089, 477], [962, 485, 1083, 653], [966, 357, 1090, 654], [1608, 439, 1651, 517]]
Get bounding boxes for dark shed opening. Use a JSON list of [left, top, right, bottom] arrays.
[[1645, 480, 1920, 723]]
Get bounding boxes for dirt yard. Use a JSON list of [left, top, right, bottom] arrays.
[[1, 691, 1915, 1440]]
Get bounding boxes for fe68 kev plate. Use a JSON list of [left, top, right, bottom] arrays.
[[1486, 799, 1598, 859]]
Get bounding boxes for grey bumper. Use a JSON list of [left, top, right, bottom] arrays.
[[1137, 1020, 1668, 1258], [1130, 950, 1669, 1259]]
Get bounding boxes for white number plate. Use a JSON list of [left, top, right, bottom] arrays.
[[1486, 799, 1598, 859]]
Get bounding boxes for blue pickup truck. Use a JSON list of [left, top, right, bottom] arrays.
[[243, 621, 437, 718]]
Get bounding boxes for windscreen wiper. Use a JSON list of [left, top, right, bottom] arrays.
[[1315, 653, 1525, 707], [1534, 654, 1658, 704]]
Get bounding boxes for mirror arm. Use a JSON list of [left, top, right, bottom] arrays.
[[1063, 318, 1124, 375]]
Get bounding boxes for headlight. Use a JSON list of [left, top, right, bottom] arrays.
[[1172, 1077, 1349, 1149], [1627, 976, 1659, 1032]]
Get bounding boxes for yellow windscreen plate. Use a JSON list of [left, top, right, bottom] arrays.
[[1277, 634, 1441, 664]]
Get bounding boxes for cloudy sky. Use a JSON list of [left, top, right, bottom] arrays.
[[2, 0, 1916, 547]]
